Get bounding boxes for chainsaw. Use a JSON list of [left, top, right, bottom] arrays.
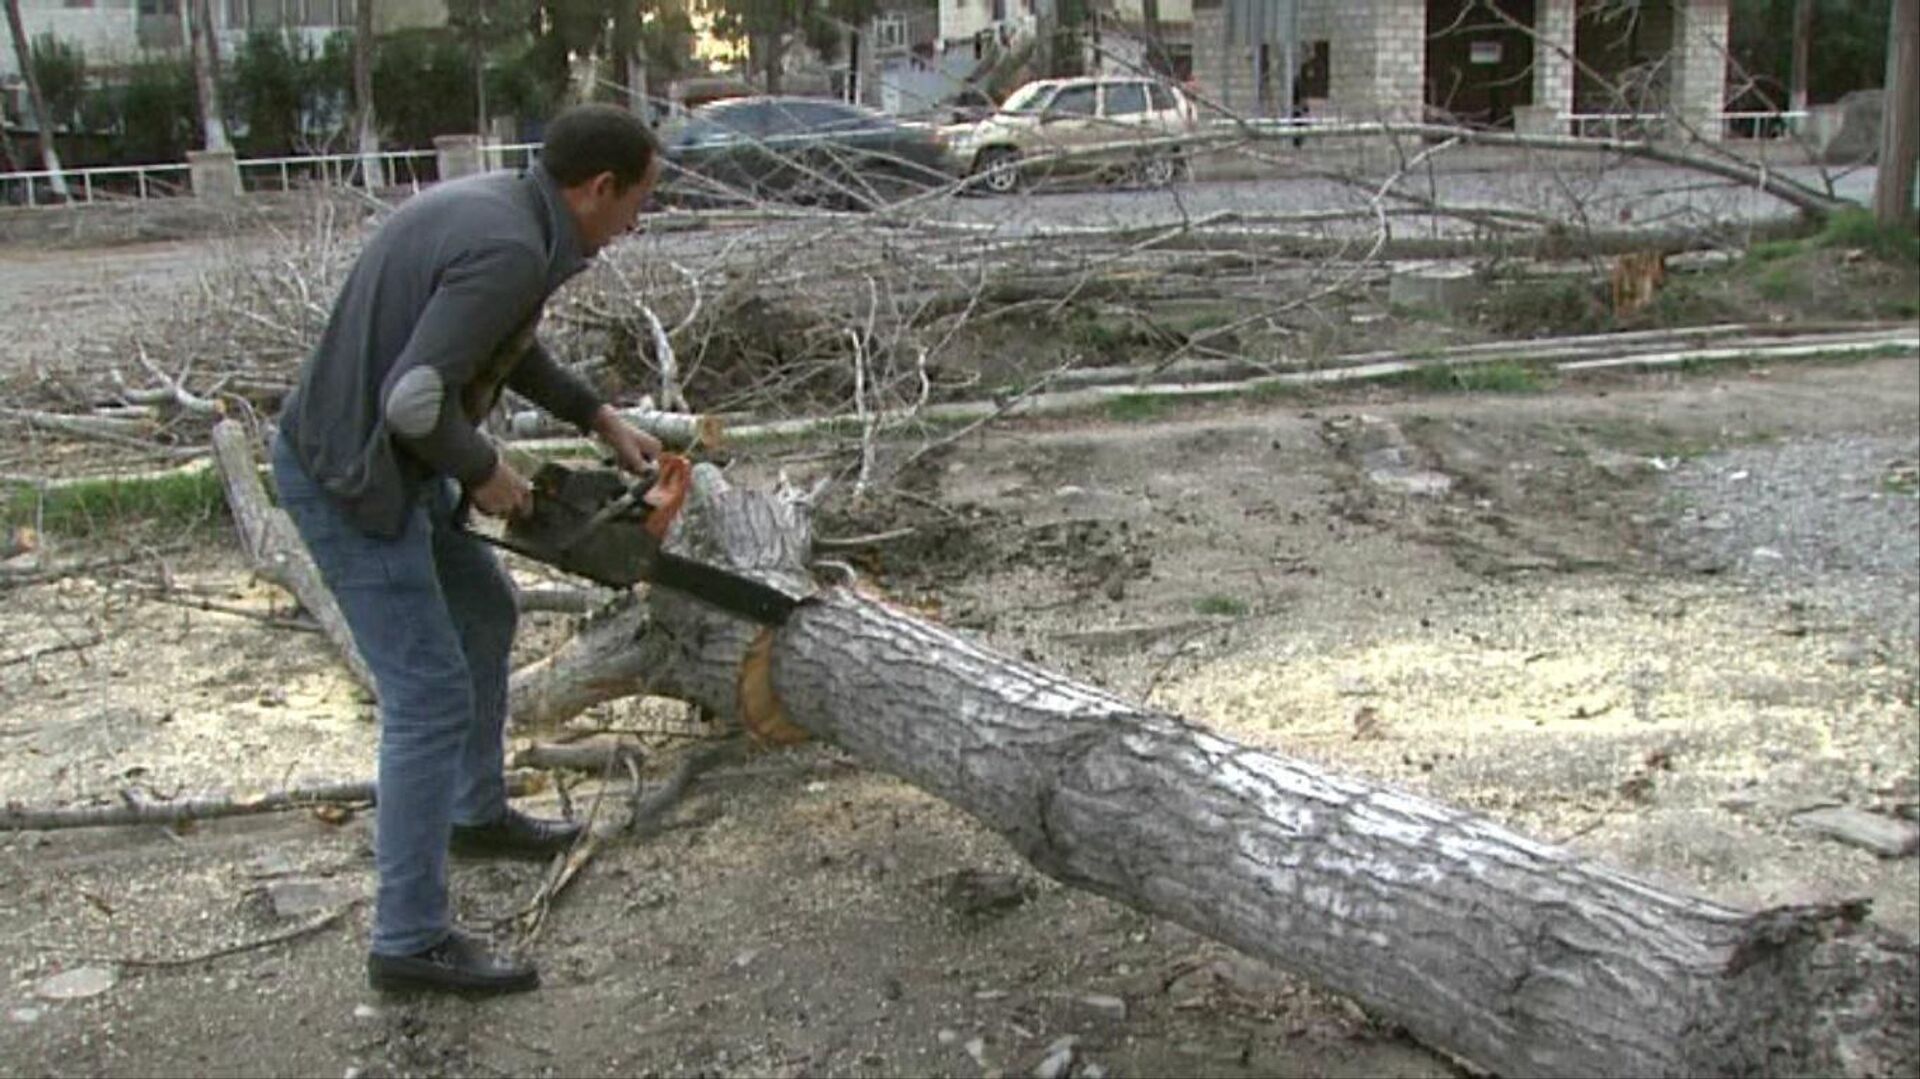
[[457, 454, 799, 625]]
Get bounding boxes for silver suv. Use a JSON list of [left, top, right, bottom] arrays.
[[944, 77, 1199, 193]]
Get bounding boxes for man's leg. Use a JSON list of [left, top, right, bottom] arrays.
[[427, 482, 585, 858], [425, 483, 518, 827], [271, 440, 471, 957]]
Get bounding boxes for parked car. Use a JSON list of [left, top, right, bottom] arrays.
[[657, 97, 955, 210], [943, 77, 1199, 194]]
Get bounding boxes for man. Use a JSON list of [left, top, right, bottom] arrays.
[[271, 105, 664, 995]]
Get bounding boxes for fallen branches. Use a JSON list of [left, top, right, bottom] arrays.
[[0, 771, 543, 832]]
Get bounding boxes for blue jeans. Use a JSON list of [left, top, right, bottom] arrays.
[[271, 435, 517, 956]]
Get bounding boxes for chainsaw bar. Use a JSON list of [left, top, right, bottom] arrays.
[[458, 459, 801, 626]]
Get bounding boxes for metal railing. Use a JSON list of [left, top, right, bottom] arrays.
[[235, 148, 440, 194], [0, 160, 192, 207], [1561, 109, 1809, 140], [0, 140, 545, 209]]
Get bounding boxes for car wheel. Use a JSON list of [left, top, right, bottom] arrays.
[[974, 148, 1022, 194], [1139, 153, 1180, 188]]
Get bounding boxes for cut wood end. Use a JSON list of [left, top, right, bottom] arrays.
[[696, 415, 724, 451], [738, 627, 809, 747]]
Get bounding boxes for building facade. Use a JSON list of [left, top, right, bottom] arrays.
[[1188, 0, 1733, 137], [2, 0, 445, 83]]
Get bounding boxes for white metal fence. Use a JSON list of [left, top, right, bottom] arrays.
[[0, 142, 543, 209]]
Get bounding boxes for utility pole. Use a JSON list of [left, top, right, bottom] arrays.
[[1874, 0, 1918, 229]]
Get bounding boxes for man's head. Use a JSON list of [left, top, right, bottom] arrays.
[[542, 104, 662, 256]]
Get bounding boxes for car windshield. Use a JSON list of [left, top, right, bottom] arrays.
[[999, 84, 1054, 114]]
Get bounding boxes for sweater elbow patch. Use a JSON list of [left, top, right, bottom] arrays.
[[386, 367, 445, 437]]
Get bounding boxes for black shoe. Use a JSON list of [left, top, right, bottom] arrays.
[[449, 807, 584, 860], [367, 930, 539, 995]]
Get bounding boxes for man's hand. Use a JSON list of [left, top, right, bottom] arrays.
[[469, 458, 533, 518], [590, 405, 662, 476]]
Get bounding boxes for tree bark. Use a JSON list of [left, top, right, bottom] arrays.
[[186, 0, 230, 152], [505, 463, 1920, 1078], [4, 0, 67, 198], [353, 0, 383, 190], [1874, 0, 1919, 230]]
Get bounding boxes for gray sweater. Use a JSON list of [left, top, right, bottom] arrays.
[[279, 165, 603, 537]]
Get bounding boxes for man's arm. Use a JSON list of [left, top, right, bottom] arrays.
[[381, 244, 546, 489], [506, 340, 602, 433], [512, 342, 662, 474]]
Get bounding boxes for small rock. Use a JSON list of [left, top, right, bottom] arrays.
[[265, 878, 355, 919], [9, 1006, 42, 1024], [1793, 807, 1920, 857], [1033, 1043, 1076, 1079], [257, 688, 289, 707], [343, 1068, 364, 1079], [1076, 993, 1128, 1021], [731, 950, 760, 969], [247, 851, 300, 879], [1750, 546, 1784, 562], [974, 988, 1008, 1001], [36, 966, 116, 1001], [352, 1003, 381, 1021], [1366, 467, 1453, 498], [1054, 485, 1087, 499], [1082, 1066, 1108, 1079], [936, 1028, 958, 1046], [941, 870, 1033, 917], [964, 1036, 989, 1068]]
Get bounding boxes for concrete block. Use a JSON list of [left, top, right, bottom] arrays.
[[187, 149, 242, 201], [435, 134, 485, 180]]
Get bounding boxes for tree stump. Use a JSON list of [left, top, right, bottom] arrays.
[[505, 463, 1918, 1078]]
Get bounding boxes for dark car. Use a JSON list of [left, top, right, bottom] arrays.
[[658, 97, 954, 210]]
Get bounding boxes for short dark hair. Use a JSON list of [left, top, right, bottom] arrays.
[[541, 104, 659, 190]]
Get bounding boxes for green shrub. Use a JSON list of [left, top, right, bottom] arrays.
[[1479, 278, 1610, 335]]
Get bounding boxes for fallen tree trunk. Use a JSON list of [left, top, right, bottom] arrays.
[[210, 420, 372, 689], [509, 464, 1916, 1077]]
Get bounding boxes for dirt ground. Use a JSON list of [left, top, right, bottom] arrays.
[[1, 235, 1917, 1079]]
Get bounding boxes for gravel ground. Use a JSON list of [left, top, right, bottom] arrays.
[[1660, 434, 1920, 651]]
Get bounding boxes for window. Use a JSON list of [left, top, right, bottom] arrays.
[[138, 0, 180, 15], [1104, 82, 1148, 117], [1147, 83, 1176, 113], [1049, 85, 1096, 116]]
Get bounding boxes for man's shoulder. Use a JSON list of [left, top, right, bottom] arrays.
[[390, 174, 543, 248]]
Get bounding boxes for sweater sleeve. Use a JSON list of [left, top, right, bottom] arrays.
[[507, 339, 603, 432], [381, 242, 547, 487]]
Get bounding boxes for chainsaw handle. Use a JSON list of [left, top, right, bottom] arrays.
[[643, 453, 691, 539]]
